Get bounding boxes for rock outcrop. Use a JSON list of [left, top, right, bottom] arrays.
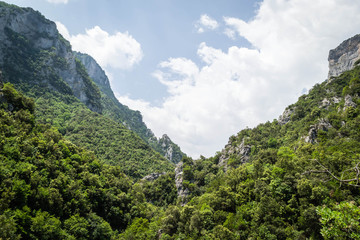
[[343, 94, 357, 110], [75, 52, 185, 163], [278, 107, 295, 125], [328, 34, 360, 79], [141, 172, 166, 181], [304, 119, 332, 144], [175, 162, 189, 204], [219, 138, 251, 171], [75, 52, 111, 93], [0, 3, 102, 113], [158, 134, 184, 164]]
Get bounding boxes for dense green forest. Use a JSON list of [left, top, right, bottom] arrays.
[[74, 52, 184, 164], [1, 60, 360, 240], [0, 1, 174, 179], [0, 83, 177, 239], [1, 1, 360, 239]]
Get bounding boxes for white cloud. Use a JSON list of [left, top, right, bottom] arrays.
[[196, 14, 219, 33], [56, 22, 143, 70], [118, 0, 360, 159], [224, 28, 236, 40], [47, 0, 68, 4]]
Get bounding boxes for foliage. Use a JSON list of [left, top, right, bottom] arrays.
[[317, 201, 360, 239], [0, 84, 167, 238]]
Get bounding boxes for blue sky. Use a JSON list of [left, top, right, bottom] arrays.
[[5, 0, 360, 158], [6, 0, 258, 102]]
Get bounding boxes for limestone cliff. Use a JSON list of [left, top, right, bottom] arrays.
[[328, 34, 360, 79], [0, 2, 101, 113], [75, 52, 185, 163]]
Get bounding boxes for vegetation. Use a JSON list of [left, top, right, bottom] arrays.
[[1, 17, 174, 179], [0, 83, 176, 239], [1, 2, 360, 239]]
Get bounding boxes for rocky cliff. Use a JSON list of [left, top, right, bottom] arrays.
[[328, 34, 360, 79], [0, 2, 101, 112], [75, 52, 185, 163]]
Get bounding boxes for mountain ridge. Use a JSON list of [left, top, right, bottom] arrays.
[[0, 1, 176, 178], [75, 51, 184, 163]]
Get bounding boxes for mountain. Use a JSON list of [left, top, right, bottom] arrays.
[[0, 82, 179, 239], [74, 52, 184, 164], [0, 1, 176, 178], [163, 35, 360, 239], [1, 1, 360, 239]]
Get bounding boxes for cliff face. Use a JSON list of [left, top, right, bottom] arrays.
[[328, 34, 360, 79], [0, 2, 102, 113], [75, 52, 185, 163]]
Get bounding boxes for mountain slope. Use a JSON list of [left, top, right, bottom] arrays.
[[0, 82, 176, 239], [75, 52, 184, 164], [0, 1, 173, 178], [135, 35, 360, 239]]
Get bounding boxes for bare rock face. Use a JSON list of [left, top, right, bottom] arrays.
[[174, 162, 189, 204], [74, 52, 111, 91], [278, 107, 295, 125], [141, 172, 165, 181], [0, 3, 102, 113], [328, 34, 360, 79], [304, 119, 332, 144], [219, 138, 251, 171], [158, 134, 183, 164], [343, 95, 357, 110]]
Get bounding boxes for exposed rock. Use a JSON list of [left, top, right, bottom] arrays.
[[278, 107, 295, 125], [0, 4, 102, 113], [74, 52, 185, 163], [158, 134, 183, 164], [141, 172, 165, 181], [175, 161, 189, 204], [321, 98, 331, 109], [333, 97, 341, 104], [343, 94, 357, 110], [321, 97, 341, 109], [219, 138, 251, 171], [304, 119, 332, 144], [74, 52, 112, 94], [328, 34, 360, 79]]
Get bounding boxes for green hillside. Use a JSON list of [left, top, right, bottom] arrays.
[[149, 64, 360, 239], [0, 2, 174, 178], [0, 83, 176, 239], [1, 1, 360, 239]]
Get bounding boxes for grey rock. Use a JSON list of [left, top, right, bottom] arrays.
[[74, 52, 111, 91], [344, 94, 357, 110], [321, 98, 331, 109], [304, 119, 332, 144], [141, 172, 166, 181], [219, 138, 251, 171], [175, 161, 189, 204], [75, 52, 184, 163], [158, 134, 183, 164], [0, 4, 101, 113], [278, 107, 295, 125], [328, 34, 360, 79]]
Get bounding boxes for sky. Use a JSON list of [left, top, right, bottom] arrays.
[[5, 0, 360, 158]]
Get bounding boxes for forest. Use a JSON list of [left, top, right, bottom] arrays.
[[1, 61, 360, 240], [0, 1, 360, 239]]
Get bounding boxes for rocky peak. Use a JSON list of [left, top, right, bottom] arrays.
[[328, 34, 360, 79], [74, 52, 112, 92], [0, 3, 102, 113], [158, 134, 183, 164]]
